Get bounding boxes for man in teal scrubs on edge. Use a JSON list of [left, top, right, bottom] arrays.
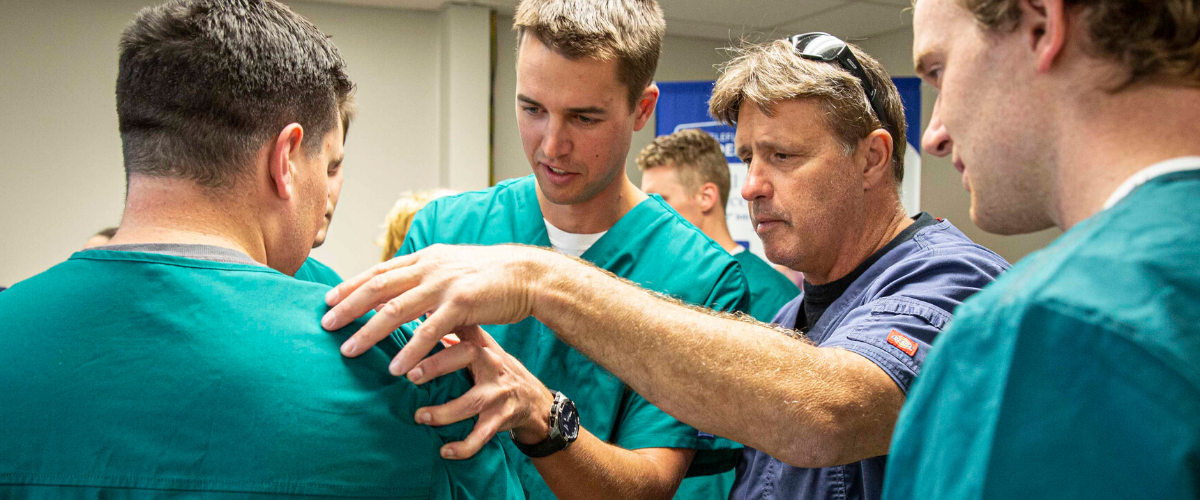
[[883, 0, 1200, 496], [638, 128, 800, 323], [294, 105, 355, 287], [0, 1, 518, 498], [363, 1, 749, 499]]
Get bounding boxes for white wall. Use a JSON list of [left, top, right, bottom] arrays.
[[0, 0, 446, 285]]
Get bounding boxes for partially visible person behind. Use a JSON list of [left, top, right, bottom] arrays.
[[638, 129, 799, 323], [377, 189, 458, 262], [885, 0, 1200, 497], [0, 1, 519, 498], [83, 226, 118, 249], [294, 104, 356, 287]]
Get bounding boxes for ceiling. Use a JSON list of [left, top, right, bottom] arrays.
[[306, 0, 914, 42]]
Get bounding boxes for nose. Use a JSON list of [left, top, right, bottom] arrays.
[[542, 116, 572, 159], [741, 157, 772, 202], [922, 98, 952, 157]]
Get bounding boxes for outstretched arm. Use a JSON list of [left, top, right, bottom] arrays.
[[324, 244, 904, 467]]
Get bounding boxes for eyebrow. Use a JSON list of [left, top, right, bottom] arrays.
[[517, 94, 607, 115], [736, 139, 811, 159]]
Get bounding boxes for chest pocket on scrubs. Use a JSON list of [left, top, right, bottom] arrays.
[[844, 296, 952, 389]]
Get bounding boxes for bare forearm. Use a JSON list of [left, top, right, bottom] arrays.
[[532, 429, 691, 500], [531, 255, 903, 467]]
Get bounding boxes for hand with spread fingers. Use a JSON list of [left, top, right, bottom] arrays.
[[321, 243, 559, 377], [410, 325, 555, 460]]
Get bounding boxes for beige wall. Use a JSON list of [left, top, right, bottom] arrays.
[[856, 28, 1060, 263], [0, 0, 444, 285]]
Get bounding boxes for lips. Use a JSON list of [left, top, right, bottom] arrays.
[[953, 158, 971, 192], [540, 162, 578, 185]]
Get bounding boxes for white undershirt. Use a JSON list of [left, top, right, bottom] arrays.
[[729, 244, 747, 256], [1103, 156, 1200, 210], [544, 219, 607, 258]]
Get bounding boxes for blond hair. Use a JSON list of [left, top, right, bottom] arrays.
[[513, 0, 665, 108], [709, 40, 907, 183], [376, 189, 457, 261], [962, 0, 1200, 88], [636, 129, 732, 207]]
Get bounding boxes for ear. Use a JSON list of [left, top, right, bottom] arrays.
[[1021, 0, 1067, 73], [697, 182, 721, 213], [269, 123, 305, 201], [861, 129, 895, 190], [632, 83, 659, 132]]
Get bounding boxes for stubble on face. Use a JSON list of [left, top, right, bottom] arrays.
[[913, 0, 1058, 235], [737, 101, 863, 280], [515, 36, 636, 208]]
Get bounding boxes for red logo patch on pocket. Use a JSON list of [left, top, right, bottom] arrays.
[[887, 330, 919, 357]]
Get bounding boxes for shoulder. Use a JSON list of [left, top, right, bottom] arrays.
[[295, 257, 342, 287], [423, 176, 533, 217], [734, 251, 798, 288], [861, 219, 1010, 313]]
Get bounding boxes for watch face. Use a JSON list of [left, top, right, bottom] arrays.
[[559, 399, 580, 441]]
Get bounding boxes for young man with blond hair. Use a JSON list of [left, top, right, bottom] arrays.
[[884, 0, 1200, 496], [337, 1, 751, 499], [323, 34, 1008, 500], [638, 129, 800, 323]]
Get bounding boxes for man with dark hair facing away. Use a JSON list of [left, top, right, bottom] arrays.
[[0, 1, 520, 498], [638, 128, 800, 323]]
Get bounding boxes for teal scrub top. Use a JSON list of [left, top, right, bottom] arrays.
[[885, 170, 1200, 499], [0, 250, 522, 500], [294, 256, 343, 287], [732, 250, 800, 322], [400, 175, 751, 500]]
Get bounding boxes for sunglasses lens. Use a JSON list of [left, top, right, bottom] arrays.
[[794, 34, 845, 61]]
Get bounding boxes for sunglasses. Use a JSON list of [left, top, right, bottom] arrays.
[[788, 32, 888, 130]]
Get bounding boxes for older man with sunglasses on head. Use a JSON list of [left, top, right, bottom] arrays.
[[322, 34, 1009, 500]]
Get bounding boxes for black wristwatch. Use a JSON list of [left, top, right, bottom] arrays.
[[510, 391, 580, 458]]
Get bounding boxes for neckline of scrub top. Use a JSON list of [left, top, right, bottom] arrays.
[[577, 194, 691, 268], [1103, 156, 1200, 210], [516, 175, 664, 266], [69, 249, 285, 276]]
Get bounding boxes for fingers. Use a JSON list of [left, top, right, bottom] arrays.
[[415, 383, 494, 428], [340, 283, 440, 358], [325, 253, 419, 307], [390, 303, 467, 375], [439, 415, 504, 460], [407, 340, 481, 385], [323, 265, 422, 332]]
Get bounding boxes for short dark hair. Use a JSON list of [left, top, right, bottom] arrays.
[[117, 0, 355, 189]]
